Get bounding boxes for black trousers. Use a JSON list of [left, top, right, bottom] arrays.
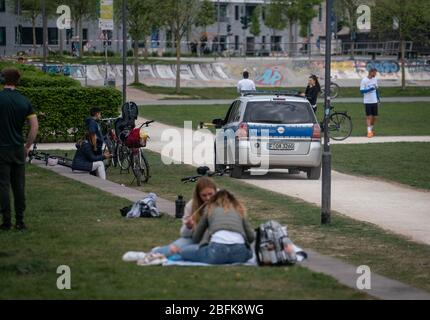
[[0, 147, 26, 224]]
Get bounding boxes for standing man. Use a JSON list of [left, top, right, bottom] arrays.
[[0, 68, 39, 231], [360, 68, 380, 138], [85, 107, 103, 156], [237, 70, 256, 94]]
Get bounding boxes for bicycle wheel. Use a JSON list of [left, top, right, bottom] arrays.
[[132, 153, 142, 186], [330, 83, 340, 99], [138, 149, 150, 184], [103, 138, 115, 168], [117, 143, 131, 170], [328, 112, 353, 141]]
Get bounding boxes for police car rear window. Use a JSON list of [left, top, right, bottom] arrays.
[[243, 101, 315, 124]]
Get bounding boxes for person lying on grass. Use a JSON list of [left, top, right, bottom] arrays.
[[151, 177, 218, 257], [170, 189, 255, 265]]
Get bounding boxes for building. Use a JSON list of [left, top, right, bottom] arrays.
[[0, 0, 328, 57]]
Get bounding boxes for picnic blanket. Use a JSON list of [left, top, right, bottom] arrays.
[[122, 245, 307, 267]]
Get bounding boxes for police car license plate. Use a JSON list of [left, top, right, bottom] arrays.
[[268, 141, 295, 151]]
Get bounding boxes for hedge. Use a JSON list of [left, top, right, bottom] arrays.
[[0, 62, 81, 88], [17, 87, 122, 142]]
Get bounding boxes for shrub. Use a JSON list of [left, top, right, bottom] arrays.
[[20, 74, 81, 88], [17, 87, 122, 142]]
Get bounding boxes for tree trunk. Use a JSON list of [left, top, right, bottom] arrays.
[[401, 37, 406, 90], [79, 19, 83, 58], [134, 39, 139, 84], [175, 34, 181, 94], [288, 21, 294, 57], [32, 18, 37, 52]]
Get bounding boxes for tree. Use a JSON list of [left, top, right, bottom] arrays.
[[114, 0, 161, 84], [250, 6, 261, 37], [194, 0, 216, 56], [265, 1, 287, 53], [159, 0, 202, 93], [65, 0, 99, 57], [13, 0, 58, 52], [334, 0, 369, 58], [372, 0, 430, 89], [267, 0, 322, 56]]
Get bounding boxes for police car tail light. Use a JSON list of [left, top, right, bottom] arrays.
[[237, 122, 249, 139], [312, 124, 321, 140]]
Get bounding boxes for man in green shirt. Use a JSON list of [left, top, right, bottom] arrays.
[[0, 67, 39, 231]]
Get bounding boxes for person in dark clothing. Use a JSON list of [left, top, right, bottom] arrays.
[[72, 132, 112, 180], [303, 75, 321, 113], [85, 107, 103, 156], [0, 68, 39, 231]]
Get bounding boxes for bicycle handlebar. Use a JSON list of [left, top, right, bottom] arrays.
[[181, 168, 231, 183], [101, 117, 120, 123], [139, 120, 155, 129]]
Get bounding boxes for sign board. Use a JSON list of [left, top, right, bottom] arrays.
[[99, 0, 114, 31]]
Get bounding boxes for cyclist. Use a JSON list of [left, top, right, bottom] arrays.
[[85, 107, 104, 156]]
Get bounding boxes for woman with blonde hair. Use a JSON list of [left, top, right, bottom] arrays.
[[177, 189, 255, 264], [151, 177, 218, 256]]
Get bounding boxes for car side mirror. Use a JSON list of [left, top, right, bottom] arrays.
[[212, 119, 224, 129]]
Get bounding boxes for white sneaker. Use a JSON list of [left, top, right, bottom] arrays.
[[122, 251, 147, 262], [137, 253, 167, 266]]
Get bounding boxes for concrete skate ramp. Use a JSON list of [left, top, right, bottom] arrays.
[[36, 58, 430, 88]]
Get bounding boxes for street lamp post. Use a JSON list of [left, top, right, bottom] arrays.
[[217, 0, 221, 57], [321, 0, 333, 225], [122, 0, 127, 105], [42, 0, 47, 71]]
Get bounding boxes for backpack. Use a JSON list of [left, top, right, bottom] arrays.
[[115, 102, 139, 143], [120, 193, 162, 218], [255, 220, 297, 266], [122, 102, 139, 124]]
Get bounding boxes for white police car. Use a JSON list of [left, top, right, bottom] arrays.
[[213, 91, 322, 179]]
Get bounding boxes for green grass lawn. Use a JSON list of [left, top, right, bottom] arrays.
[[0, 165, 370, 300], [134, 83, 430, 99], [140, 102, 430, 137], [99, 150, 430, 294], [332, 143, 430, 190]]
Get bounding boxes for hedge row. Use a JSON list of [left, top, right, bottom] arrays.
[[1, 61, 81, 88], [18, 87, 122, 142]]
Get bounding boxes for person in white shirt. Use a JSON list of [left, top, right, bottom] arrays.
[[360, 68, 380, 138], [237, 71, 256, 94]]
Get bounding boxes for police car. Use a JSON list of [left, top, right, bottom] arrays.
[[213, 91, 322, 179]]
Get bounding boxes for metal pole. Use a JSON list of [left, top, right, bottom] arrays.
[[42, 0, 47, 71], [321, 0, 333, 225], [217, 0, 221, 57], [122, 0, 127, 105]]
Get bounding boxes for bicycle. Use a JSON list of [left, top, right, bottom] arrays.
[[181, 166, 231, 184], [321, 105, 353, 141], [319, 76, 341, 99], [100, 117, 121, 168], [117, 120, 154, 186]]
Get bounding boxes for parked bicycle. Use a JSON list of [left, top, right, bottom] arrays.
[[100, 117, 121, 168], [321, 105, 353, 141], [181, 166, 231, 184], [320, 76, 341, 99], [117, 120, 154, 186]]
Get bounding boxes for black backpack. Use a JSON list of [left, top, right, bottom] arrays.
[[255, 220, 298, 266], [115, 102, 139, 142]]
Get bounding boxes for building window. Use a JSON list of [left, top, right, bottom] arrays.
[[262, 35, 266, 50], [0, 0, 6, 12], [319, 5, 322, 22], [235, 5, 239, 20], [235, 35, 239, 51], [15, 27, 59, 45], [215, 4, 228, 22], [0, 27, 6, 46]]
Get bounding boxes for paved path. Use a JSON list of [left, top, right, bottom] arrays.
[[37, 124, 430, 245], [134, 118, 430, 246], [32, 160, 430, 300]]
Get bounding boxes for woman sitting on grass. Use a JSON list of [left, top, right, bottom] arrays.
[[72, 132, 112, 180], [174, 189, 255, 265], [151, 177, 218, 256]]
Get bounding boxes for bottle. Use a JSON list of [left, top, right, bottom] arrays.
[[175, 195, 186, 219]]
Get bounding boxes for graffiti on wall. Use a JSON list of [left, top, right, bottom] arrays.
[[365, 61, 400, 74], [255, 66, 284, 86]]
